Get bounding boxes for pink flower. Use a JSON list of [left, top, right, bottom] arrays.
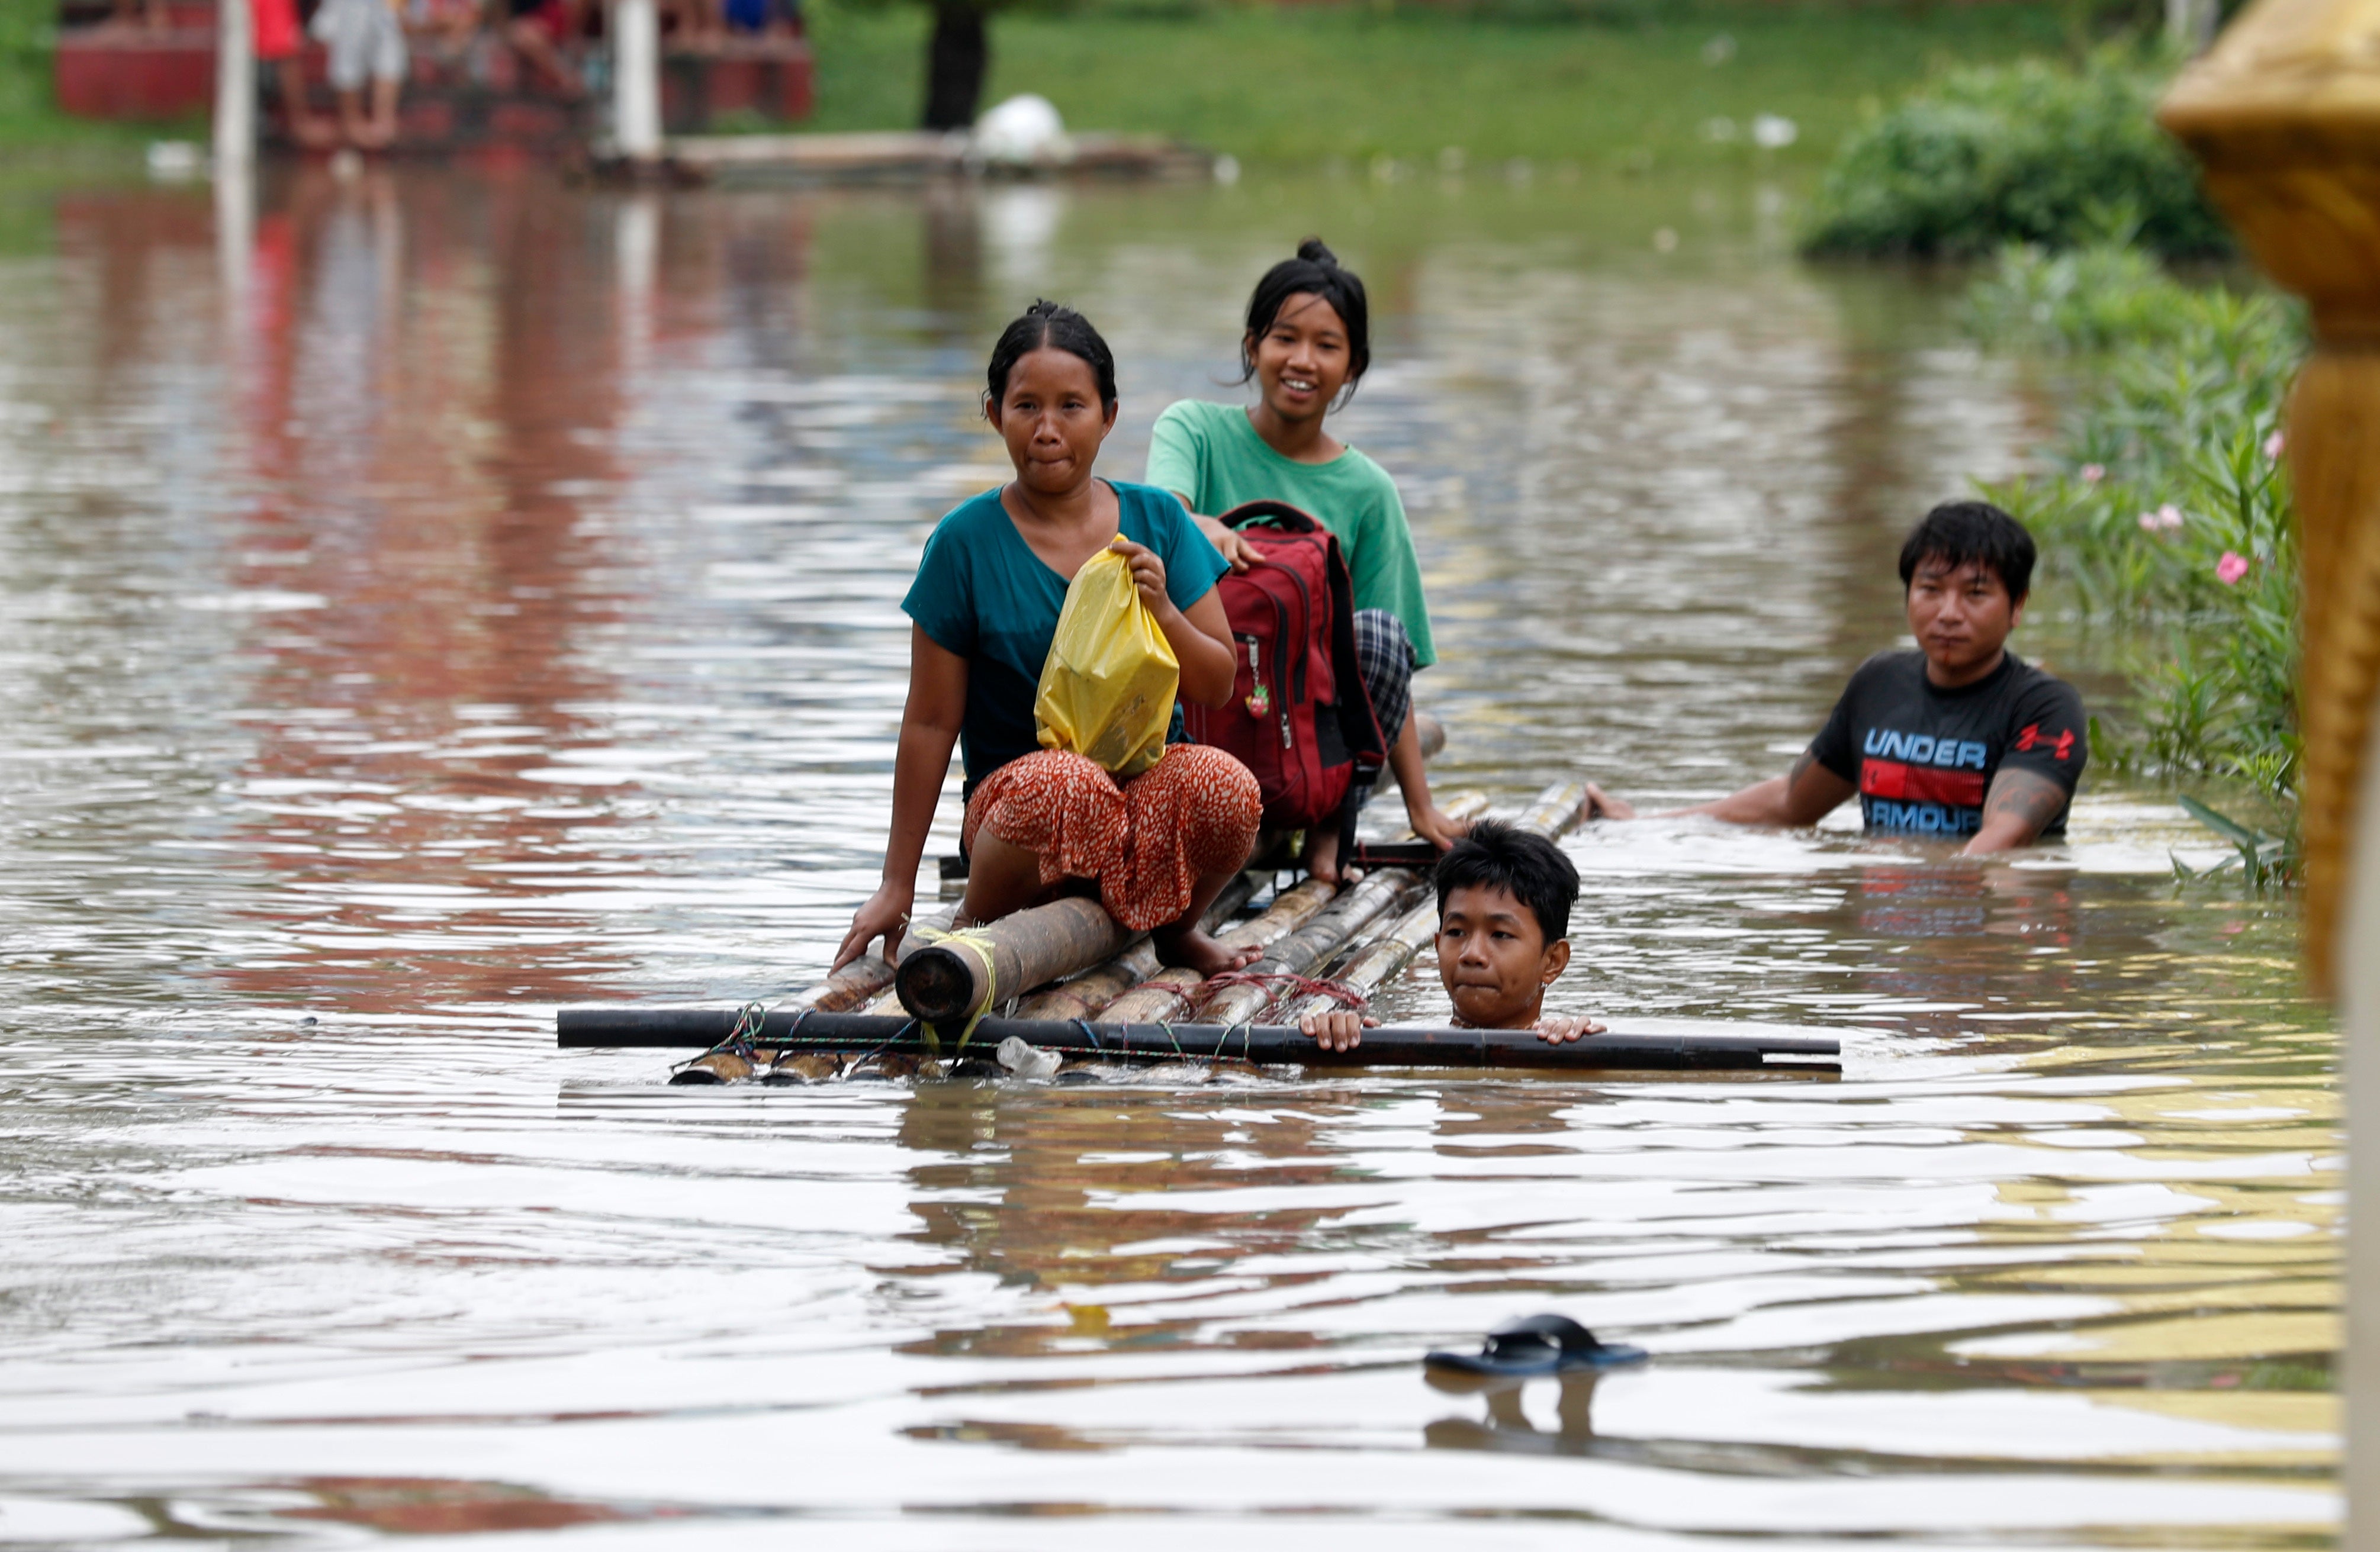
[[2157, 504, 2184, 531], [2139, 511, 2160, 532], [2264, 430, 2285, 460], [2216, 550, 2252, 585], [2080, 463, 2105, 484]]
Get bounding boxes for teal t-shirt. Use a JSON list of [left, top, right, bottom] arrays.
[[903, 479, 1230, 790], [1143, 398, 1436, 668]]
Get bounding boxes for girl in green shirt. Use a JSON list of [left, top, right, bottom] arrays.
[[1145, 237, 1467, 883]]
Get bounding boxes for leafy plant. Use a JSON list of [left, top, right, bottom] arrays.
[[1801, 51, 2230, 259], [2172, 793, 2297, 891], [1970, 243, 2307, 815]]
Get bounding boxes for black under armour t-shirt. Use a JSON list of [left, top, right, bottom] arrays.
[[1807, 650, 2088, 839]]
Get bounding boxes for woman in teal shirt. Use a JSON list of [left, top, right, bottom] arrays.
[[837, 302, 1263, 979], [1146, 237, 1466, 883]]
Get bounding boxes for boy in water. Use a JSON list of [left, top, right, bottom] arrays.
[[1594, 501, 2088, 852], [1300, 822, 1605, 1051]]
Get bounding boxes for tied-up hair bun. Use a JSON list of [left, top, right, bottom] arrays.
[[985, 298, 1120, 410], [1240, 235, 1371, 403]]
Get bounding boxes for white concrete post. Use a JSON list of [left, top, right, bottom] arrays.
[[213, 0, 255, 173], [614, 0, 662, 162]]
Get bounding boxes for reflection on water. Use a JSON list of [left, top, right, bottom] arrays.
[[0, 163, 2333, 1545]]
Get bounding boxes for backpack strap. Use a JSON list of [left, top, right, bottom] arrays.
[[1317, 530, 1388, 859], [1217, 499, 1322, 534]]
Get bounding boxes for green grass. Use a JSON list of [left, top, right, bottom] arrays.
[[0, 0, 184, 157], [806, 0, 2075, 170]]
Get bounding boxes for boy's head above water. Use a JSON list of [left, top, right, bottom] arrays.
[[1435, 822, 1581, 1029]]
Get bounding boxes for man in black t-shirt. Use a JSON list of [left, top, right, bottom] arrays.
[[1590, 502, 2088, 854]]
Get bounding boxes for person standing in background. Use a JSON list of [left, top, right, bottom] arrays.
[[310, 0, 408, 148]]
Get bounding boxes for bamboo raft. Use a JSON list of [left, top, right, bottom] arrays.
[[555, 774, 1842, 1081]]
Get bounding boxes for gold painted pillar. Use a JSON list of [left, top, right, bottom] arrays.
[[2160, 0, 2380, 1531]]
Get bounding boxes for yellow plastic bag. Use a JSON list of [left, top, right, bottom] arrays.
[[1034, 545, 1179, 778]]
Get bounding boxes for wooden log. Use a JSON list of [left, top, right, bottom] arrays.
[[1011, 869, 1263, 1021], [895, 896, 1138, 1025], [555, 1009, 1839, 1071], [1097, 878, 1337, 1023]]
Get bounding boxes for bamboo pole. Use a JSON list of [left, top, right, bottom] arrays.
[[1283, 898, 1442, 1025], [1095, 791, 1490, 1026], [1416, 710, 1446, 762], [812, 906, 954, 1012], [1011, 869, 1264, 1020], [1096, 878, 1339, 1023], [1194, 867, 1430, 1027], [556, 1009, 1839, 1071], [715, 870, 1261, 1083], [894, 896, 1140, 1025]]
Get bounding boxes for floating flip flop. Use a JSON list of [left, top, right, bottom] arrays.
[[1424, 1314, 1647, 1377]]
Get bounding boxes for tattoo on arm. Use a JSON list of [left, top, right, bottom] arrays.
[[1982, 768, 2067, 839], [1787, 751, 1816, 787]]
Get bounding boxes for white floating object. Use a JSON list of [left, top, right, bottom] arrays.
[[146, 140, 202, 180], [1751, 114, 1799, 149], [972, 94, 1070, 166], [996, 1035, 1063, 1079]]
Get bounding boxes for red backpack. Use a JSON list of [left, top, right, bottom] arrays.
[[1181, 501, 1387, 838]]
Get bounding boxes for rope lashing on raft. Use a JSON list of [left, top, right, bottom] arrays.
[[671, 999, 774, 1080], [906, 923, 1002, 1060], [1202, 970, 1370, 1011], [1154, 1018, 1258, 1070]]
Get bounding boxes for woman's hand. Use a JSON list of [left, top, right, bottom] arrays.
[[1300, 1009, 1379, 1052], [1192, 513, 1256, 573], [1408, 797, 1472, 852], [835, 878, 916, 971], [1535, 1015, 1607, 1045], [1110, 537, 1178, 619]]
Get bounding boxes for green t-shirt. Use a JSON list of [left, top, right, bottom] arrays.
[[1144, 399, 1436, 668]]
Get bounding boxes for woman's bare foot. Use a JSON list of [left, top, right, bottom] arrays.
[[1152, 925, 1260, 976]]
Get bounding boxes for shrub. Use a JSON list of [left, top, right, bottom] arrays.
[[1801, 53, 2230, 259], [1969, 245, 2305, 804]]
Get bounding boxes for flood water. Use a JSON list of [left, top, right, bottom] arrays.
[[0, 165, 2336, 1546]]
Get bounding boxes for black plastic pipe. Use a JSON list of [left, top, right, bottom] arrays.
[[555, 1008, 1838, 1071]]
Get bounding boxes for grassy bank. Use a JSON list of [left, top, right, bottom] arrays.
[[0, 0, 161, 154], [806, 0, 2072, 169]]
